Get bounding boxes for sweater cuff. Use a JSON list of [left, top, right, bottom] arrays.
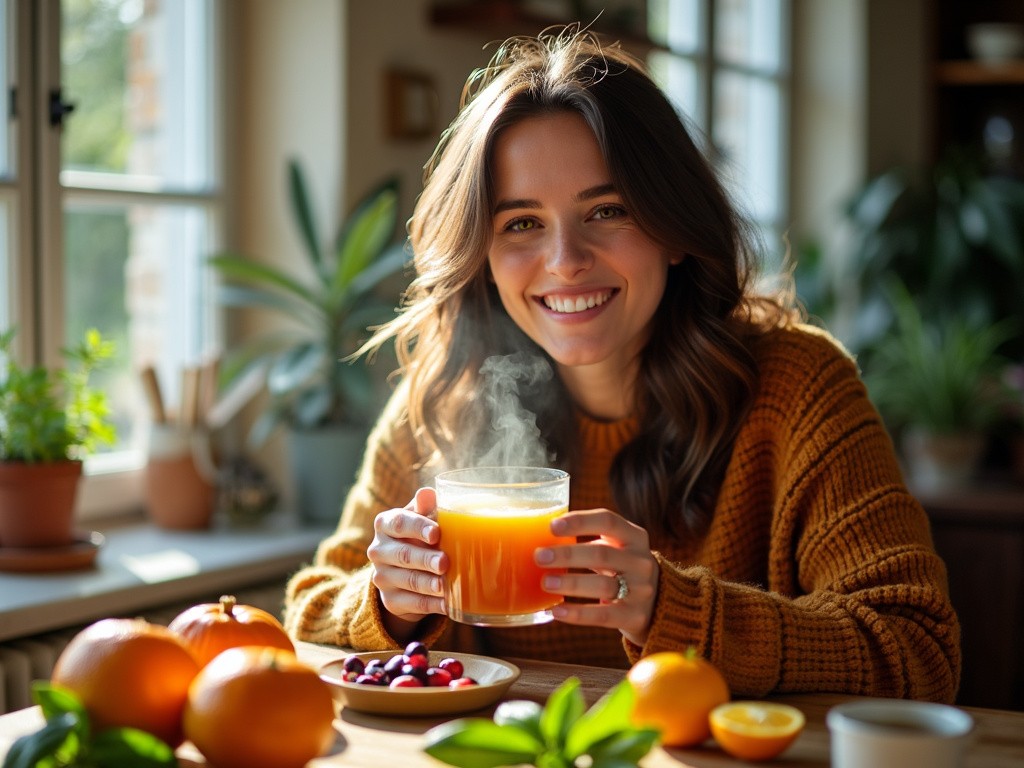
[[347, 570, 451, 651]]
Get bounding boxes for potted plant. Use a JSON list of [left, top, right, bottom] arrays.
[[0, 328, 116, 547], [861, 280, 1016, 494], [838, 149, 1024, 358], [209, 160, 408, 523]]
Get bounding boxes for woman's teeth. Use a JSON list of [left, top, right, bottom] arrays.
[[542, 291, 612, 314]]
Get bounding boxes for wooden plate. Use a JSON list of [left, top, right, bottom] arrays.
[[0, 531, 104, 573], [320, 650, 520, 717]]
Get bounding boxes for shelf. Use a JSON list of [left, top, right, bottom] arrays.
[[429, 1, 660, 57], [936, 59, 1024, 84]]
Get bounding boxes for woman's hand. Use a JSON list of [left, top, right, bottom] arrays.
[[368, 487, 448, 629], [537, 508, 660, 646]]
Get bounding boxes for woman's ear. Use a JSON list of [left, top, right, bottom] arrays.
[[668, 253, 685, 266]]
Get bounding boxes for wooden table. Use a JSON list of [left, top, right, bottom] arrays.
[[0, 641, 1022, 767]]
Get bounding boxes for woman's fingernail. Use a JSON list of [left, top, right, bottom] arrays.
[[423, 523, 438, 541], [429, 553, 442, 571], [543, 575, 561, 590], [551, 518, 568, 535], [535, 548, 554, 564], [551, 605, 568, 619]]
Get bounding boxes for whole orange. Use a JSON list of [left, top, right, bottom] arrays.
[[626, 649, 730, 747], [183, 646, 336, 768], [51, 617, 200, 747], [168, 594, 295, 667]]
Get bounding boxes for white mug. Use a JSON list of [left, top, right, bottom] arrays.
[[827, 699, 974, 768]]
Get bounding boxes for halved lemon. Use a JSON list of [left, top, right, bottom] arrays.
[[709, 701, 805, 761]]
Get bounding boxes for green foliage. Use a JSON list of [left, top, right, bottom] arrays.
[[1, 682, 174, 768], [0, 328, 117, 462], [208, 160, 408, 445], [862, 279, 1016, 435], [424, 677, 660, 768], [833, 150, 1024, 357]]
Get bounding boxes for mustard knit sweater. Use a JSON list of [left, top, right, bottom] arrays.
[[284, 324, 961, 703]]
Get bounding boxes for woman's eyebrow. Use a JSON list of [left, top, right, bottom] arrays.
[[574, 183, 616, 202], [493, 198, 540, 214], [493, 183, 617, 215]]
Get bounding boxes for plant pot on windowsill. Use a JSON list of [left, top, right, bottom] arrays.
[[900, 428, 988, 495], [0, 329, 116, 549]]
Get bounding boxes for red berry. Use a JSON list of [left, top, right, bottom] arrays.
[[355, 674, 384, 685], [439, 658, 464, 679], [404, 653, 430, 671], [390, 674, 424, 689], [342, 655, 366, 675], [404, 641, 429, 658], [426, 667, 453, 687], [449, 677, 477, 688]]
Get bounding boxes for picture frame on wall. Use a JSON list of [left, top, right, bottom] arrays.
[[385, 69, 439, 140]]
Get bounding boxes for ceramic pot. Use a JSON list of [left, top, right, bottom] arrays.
[[287, 426, 368, 525], [0, 460, 83, 547], [902, 428, 986, 494], [145, 424, 216, 530]]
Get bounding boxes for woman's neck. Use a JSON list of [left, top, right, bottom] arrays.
[[557, 360, 637, 421]]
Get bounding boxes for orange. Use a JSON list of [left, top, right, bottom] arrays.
[[183, 646, 336, 768], [50, 617, 200, 747], [168, 594, 295, 667], [626, 649, 730, 747], [709, 701, 805, 761]]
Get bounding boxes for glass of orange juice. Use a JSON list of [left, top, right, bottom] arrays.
[[435, 466, 572, 627]]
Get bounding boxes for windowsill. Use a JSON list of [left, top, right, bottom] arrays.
[[0, 512, 332, 642]]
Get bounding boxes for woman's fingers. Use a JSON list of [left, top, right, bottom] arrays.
[[368, 488, 447, 621]]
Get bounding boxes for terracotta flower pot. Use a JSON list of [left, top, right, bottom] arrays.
[[0, 460, 83, 547]]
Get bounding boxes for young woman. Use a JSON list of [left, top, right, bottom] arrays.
[[285, 29, 960, 702]]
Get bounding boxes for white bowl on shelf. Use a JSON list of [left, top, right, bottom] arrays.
[[966, 23, 1024, 64]]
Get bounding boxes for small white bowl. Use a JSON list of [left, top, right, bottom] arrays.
[[966, 23, 1024, 64]]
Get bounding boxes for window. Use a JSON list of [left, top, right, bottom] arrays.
[[647, 0, 790, 268], [1, 0, 224, 515]]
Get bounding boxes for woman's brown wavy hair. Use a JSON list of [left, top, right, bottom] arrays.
[[364, 27, 796, 536]]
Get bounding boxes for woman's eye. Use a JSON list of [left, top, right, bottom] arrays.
[[592, 204, 626, 221], [505, 217, 537, 232]]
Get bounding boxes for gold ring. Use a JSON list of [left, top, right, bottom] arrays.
[[614, 574, 629, 601]]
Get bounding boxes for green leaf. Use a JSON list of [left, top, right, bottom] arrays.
[[333, 179, 399, 298], [539, 678, 585, 751], [586, 728, 662, 766], [208, 254, 320, 310], [564, 680, 635, 759], [424, 718, 543, 768], [1, 712, 79, 768], [88, 727, 176, 767], [288, 159, 323, 271], [33, 682, 88, 726]]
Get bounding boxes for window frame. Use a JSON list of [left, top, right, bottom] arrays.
[[5, 0, 229, 518]]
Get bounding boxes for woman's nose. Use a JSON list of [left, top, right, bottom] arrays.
[[545, 227, 593, 278]]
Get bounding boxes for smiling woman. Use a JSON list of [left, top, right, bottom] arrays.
[[284, 27, 961, 707]]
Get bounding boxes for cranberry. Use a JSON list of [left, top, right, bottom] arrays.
[[383, 654, 406, 681], [364, 659, 385, 677], [404, 653, 430, 671], [355, 673, 384, 686], [390, 674, 424, 689], [449, 677, 478, 688], [404, 641, 429, 658], [341, 655, 366, 675], [425, 667, 453, 687], [438, 658, 464, 679]]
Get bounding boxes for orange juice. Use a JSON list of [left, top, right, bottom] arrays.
[[438, 498, 572, 625]]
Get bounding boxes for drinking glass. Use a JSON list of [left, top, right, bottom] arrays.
[[435, 466, 571, 626]]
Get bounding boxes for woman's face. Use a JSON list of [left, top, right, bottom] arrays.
[[487, 112, 672, 386]]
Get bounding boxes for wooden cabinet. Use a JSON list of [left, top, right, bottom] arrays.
[[922, 487, 1024, 711]]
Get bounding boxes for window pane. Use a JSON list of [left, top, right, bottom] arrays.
[[713, 70, 783, 224], [715, 0, 786, 73], [648, 0, 702, 54], [648, 51, 704, 133], [61, 0, 214, 190], [64, 202, 216, 453], [0, 199, 9, 329]]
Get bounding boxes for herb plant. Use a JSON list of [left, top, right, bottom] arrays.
[[1, 683, 174, 768], [424, 677, 660, 768], [0, 328, 116, 462]]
